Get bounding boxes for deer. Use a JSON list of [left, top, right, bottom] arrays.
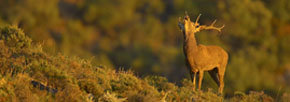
[[178, 13, 228, 94]]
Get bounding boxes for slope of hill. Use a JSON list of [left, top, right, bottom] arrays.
[[0, 26, 289, 102]]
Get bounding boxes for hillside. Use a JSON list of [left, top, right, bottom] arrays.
[[0, 26, 289, 102]]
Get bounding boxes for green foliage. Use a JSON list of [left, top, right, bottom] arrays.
[[0, 26, 32, 49], [230, 91, 274, 102], [1, 25, 289, 101], [1, 0, 290, 100], [145, 76, 176, 91]]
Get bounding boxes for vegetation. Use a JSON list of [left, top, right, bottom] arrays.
[[1, 25, 289, 102], [0, 0, 290, 101]]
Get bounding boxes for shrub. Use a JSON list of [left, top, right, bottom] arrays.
[[0, 25, 287, 102], [0, 26, 31, 49]]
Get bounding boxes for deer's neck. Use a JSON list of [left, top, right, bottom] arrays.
[[184, 31, 198, 54]]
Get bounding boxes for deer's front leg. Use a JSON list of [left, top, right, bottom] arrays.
[[193, 71, 197, 91], [198, 71, 204, 91]]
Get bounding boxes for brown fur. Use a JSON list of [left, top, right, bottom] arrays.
[[178, 14, 228, 94]]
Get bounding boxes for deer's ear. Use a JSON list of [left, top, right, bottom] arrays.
[[184, 15, 190, 22], [178, 22, 184, 31]]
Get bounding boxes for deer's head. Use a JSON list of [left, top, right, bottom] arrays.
[[178, 13, 225, 38], [178, 13, 199, 37]]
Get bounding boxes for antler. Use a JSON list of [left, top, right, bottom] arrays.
[[194, 14, 201, 26], [198, 19, 225, 32]]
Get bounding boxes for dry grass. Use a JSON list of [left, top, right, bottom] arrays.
[[0, 26, 289, 102]]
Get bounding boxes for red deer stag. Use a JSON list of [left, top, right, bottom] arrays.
[[178, 13, 228, 94]]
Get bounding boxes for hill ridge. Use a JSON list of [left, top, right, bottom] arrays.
[[0, 25, 287, 102]]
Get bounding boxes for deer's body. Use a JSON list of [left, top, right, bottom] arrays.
[[184, 43, 228, 72], [179, 14, 228, 94]]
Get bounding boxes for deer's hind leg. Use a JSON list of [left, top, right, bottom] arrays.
[[218, 73, 224, 94], [218, 56, 228, 94], [218, 66, 227, 94]]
